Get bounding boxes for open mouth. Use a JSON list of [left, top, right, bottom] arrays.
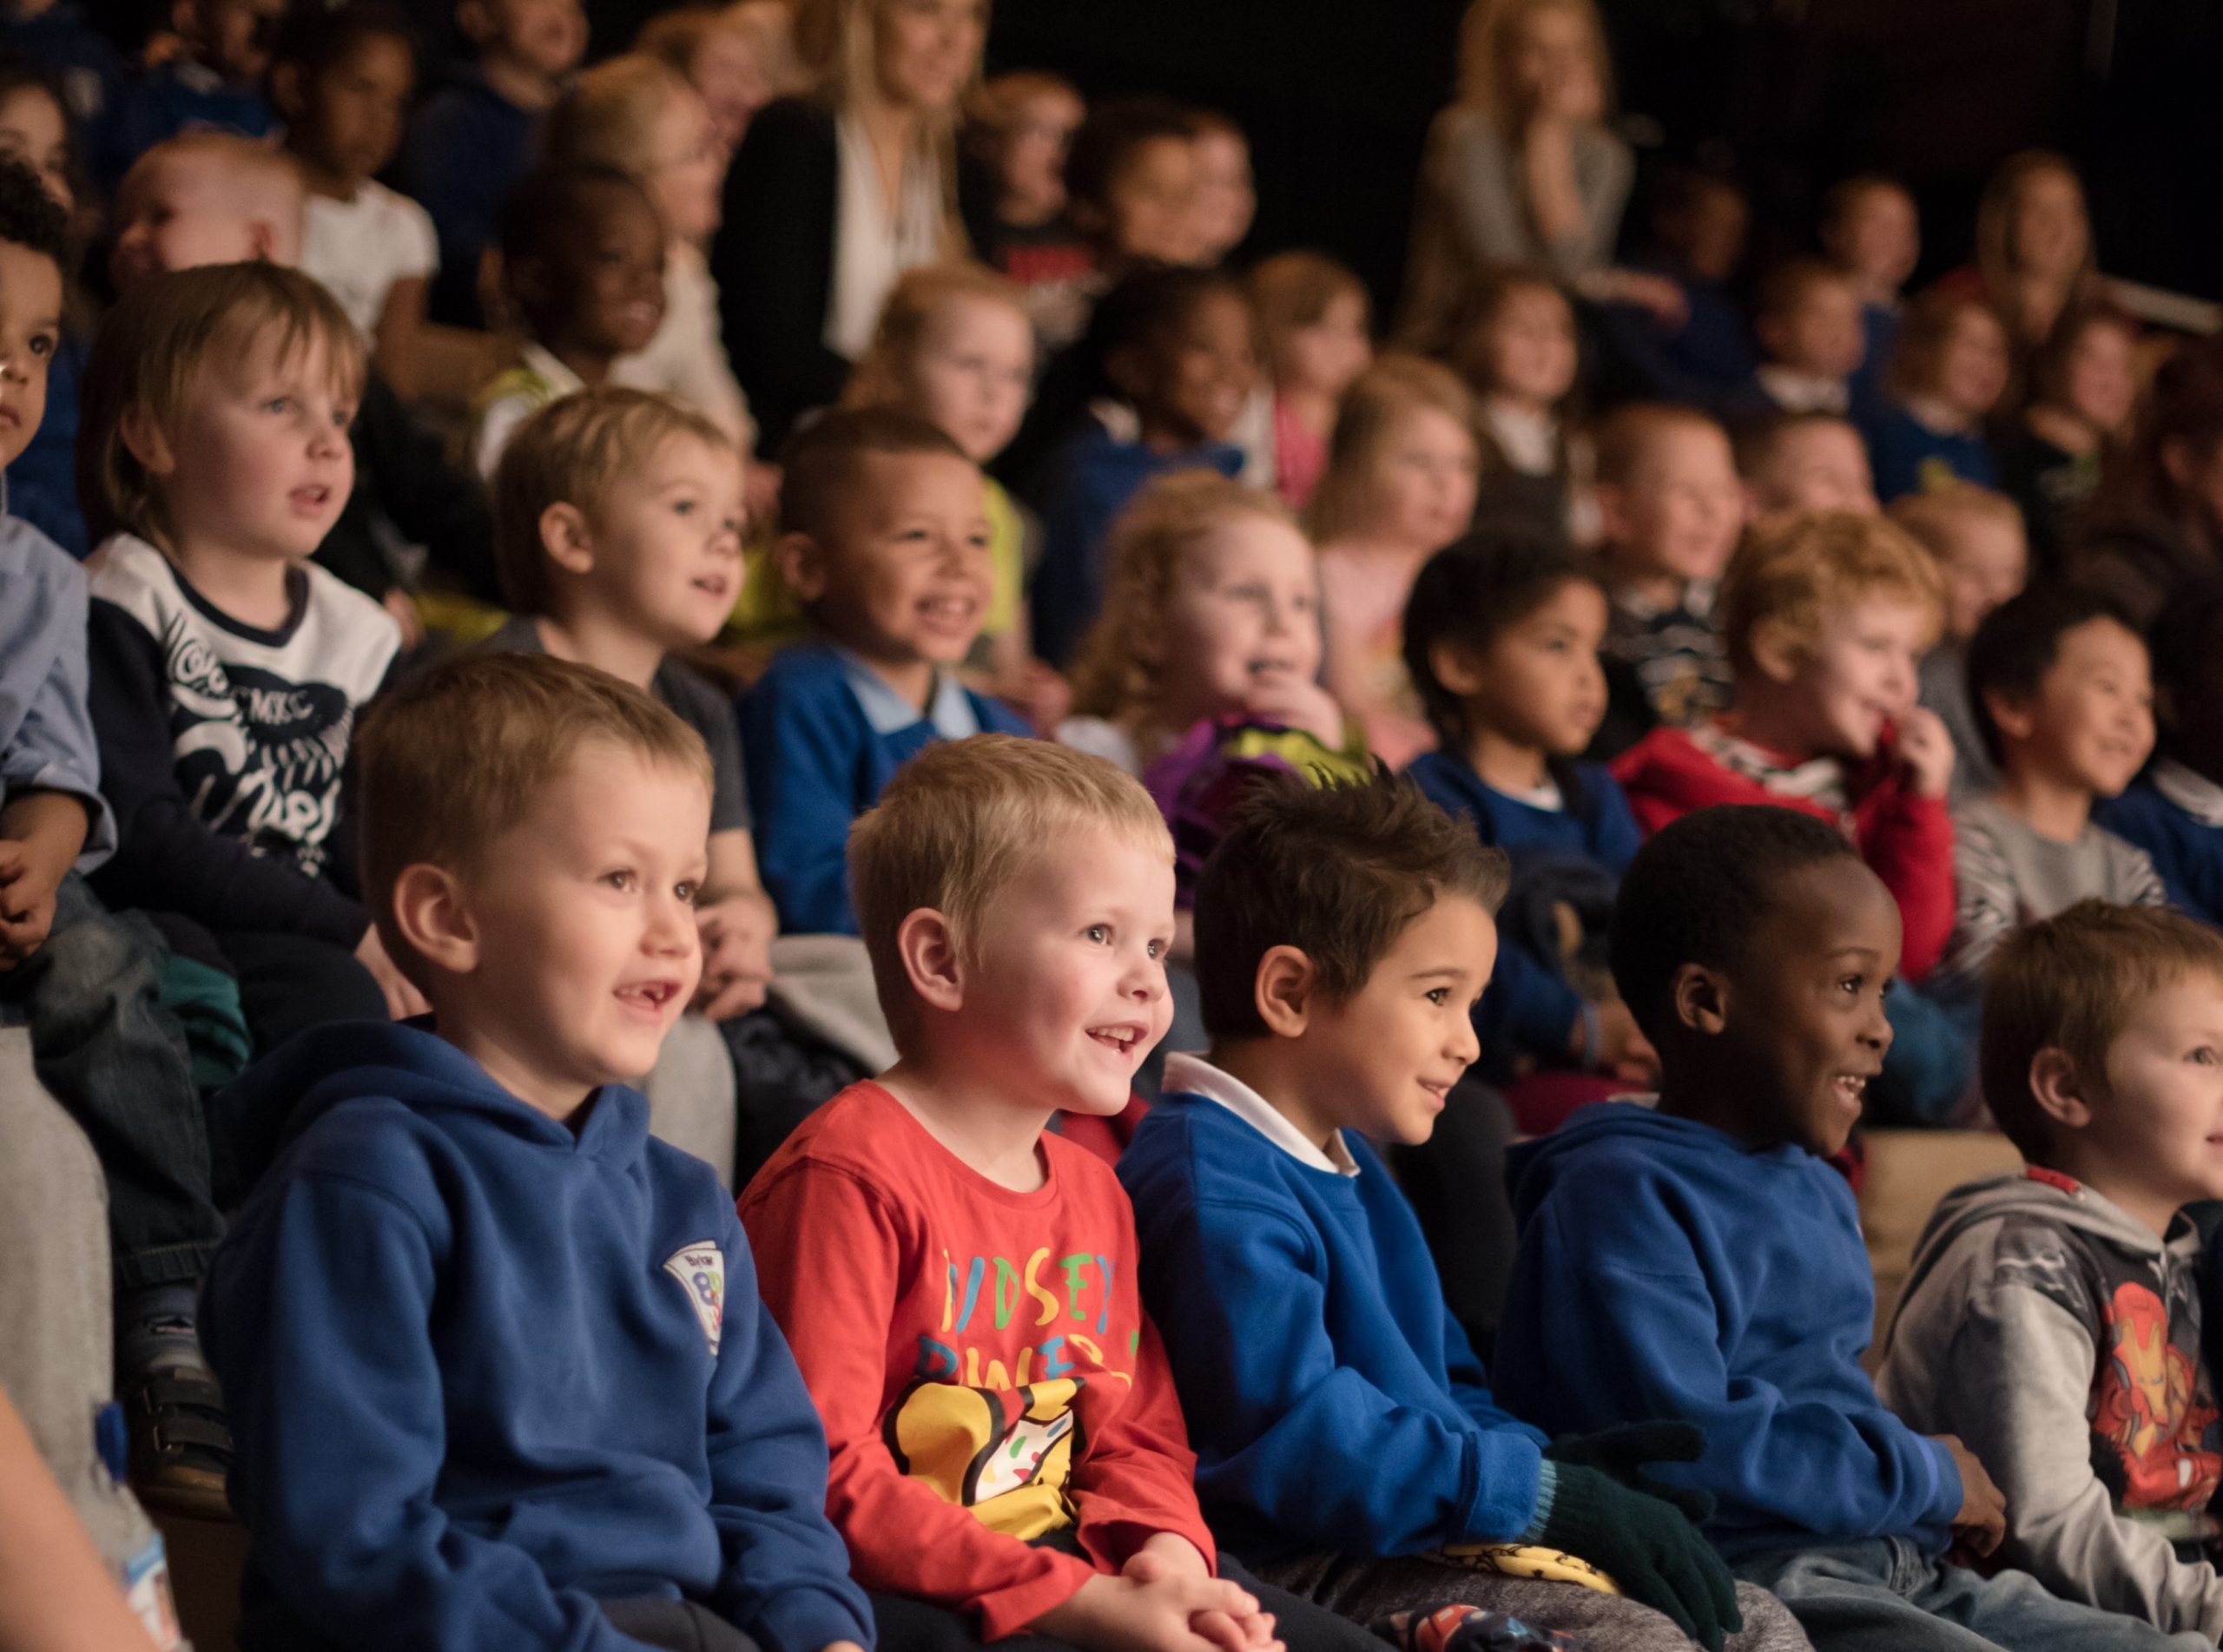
[[1086, 1024, 1144, 1056], [691, 572, 732, 602], [1831, 1072, 1872, 1112], [917, 593, 979, 632], [616, 979, 681, 1017], [290, 484, 333, 512]]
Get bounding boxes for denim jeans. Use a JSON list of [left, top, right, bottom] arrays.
[[1734, 1537, 2209, 1652], [0, 873, 218, 1289]]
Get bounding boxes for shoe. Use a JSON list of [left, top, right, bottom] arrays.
[[124, 1363, 233, 1519]]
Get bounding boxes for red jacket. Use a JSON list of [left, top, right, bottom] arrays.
[[1612, 721, 1956, 982]]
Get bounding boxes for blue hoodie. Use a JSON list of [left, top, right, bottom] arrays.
[[1495, 1101, 1962, 1561], [201, 1022, 874, 1652], [1118, 1088, 1549, 1566]]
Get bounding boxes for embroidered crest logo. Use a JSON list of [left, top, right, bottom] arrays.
[[663, 1242, 726, 1357]]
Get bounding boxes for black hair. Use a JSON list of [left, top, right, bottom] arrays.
[[2147, 577, 2223, 757], [1402, 528, 1593, 758], [1065, 95, 1196, 214], [498, 162, 654, 271], [1964, 582, 2142, 766], [1608, 804, 1863, 1043], [0, 155, 67, 270], [271, 0, 416, 78]]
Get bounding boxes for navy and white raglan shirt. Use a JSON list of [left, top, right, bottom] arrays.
[[83, 533, 400, 947]]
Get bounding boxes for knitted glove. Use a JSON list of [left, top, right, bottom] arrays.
[[1536, 1464, 1741, 1652], [1546, 1420, 1718, 1524]]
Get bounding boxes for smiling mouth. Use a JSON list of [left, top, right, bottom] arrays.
[[919, 594, 977, 629], [1087, 1024, 1144, 1056], [616, 980, 680, 1015], [1831, 1072, 1872, 1112]]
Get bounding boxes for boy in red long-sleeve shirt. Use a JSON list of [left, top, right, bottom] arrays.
[[1612, 510, 1958, 983], [739, 735, 1377, 1652]]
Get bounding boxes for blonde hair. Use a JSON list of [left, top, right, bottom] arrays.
[[848, 734, 1172, 1039], [841, 260, 1029, 410], [1888, 484, 2026, 563], [1308, 352, 1477, 543], [544, 53, 696, 181], [1720, 509, 1945, 677], [1068, 471, 1299, 721], [355, 652, 715, 988], [78, 262, 362, 550], [126, 129, 306, 242], [1456, 0, 1614, 127], [1249, 251, 1369, 345], [492, 386, 736, 615], [1592, 401, 1724, 490]]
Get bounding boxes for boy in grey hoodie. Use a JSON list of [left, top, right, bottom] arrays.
[[1880, 900, 2223, 1638]]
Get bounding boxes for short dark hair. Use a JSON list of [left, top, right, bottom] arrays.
[[1609, 804, 1862, 1043], [0, 155, 66, 269], [1065, 95, 1195, 214], [1965, 582, 2143, 766], [1194, 775, 1508, 1043], [1982, 900, 2223, 1167], [1402, 529, 1591, 753], [272, 0, 415, 80], [775, 406, 971, 543]]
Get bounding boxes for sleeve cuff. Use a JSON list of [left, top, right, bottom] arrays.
[[1516, 1459, 1560, 1544]]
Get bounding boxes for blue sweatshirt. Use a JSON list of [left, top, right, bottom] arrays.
[[1405, 753, 1639, 1067], [739, 641, 1030, 934], [201, 1022, 875, 1652], [1118, 1086, 1549, 1566], [398, 66, 541, 327], [2098, 775, 2223, 927], [1863, 403, 1998, 503], [1495, 1101, 1963, 1561], [1031, 428, 1243, 668], [97, 59, 273, 189]]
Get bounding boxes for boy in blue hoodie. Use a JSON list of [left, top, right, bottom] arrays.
[[1121, 776, 1809, 1652], [201, 652, 875, 1652], [1494, 802, 2205, 1652], [741, 409, 1030, 937]]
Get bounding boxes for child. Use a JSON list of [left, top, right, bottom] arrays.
[[1931, 585, 2163, 997], [637, 2, 793, 158], [399, 0, 588, 328], [1611, 510, 1959, 984], [1819, 175, 1920, 420], [1880, 902, 2223, 1638], [1453, 266, 1594, 548], [1402, 534, 1653, 1085], [472, 163, 668, 477], [960, 71, 1092, 345], [0, 56, 87, 560], [1188, 109, 1255, 264], [202, 649, 876, 1652], [841, 261, 1061, 723], [1122, 776, 1805, 1652], [2097, 581, 2223, 923], [740, 409, 1030, 936], [1593, 168, 1756, 416], [273, 3, 439, 393], [1738, 412, 1879, 529], [108, 129, 304, 290], [483, 387, 770, 1023], [1249, 251, 1373, 510], [96, 0, 278, 187], [1995, 305, 2139, 579], [1063, 95, 1207, 276], [551, 53, 755, 451], [2075, 337, 2223, 629], [1864, 291, 2011, 503], [1494, 804, 2204, 1652], [79, 262, 416, 1051], [737, 734, 1375, 1652], [1587, 403, 1744, 759], [1029, 267, 1255, 668], [1894, 486, 2030, 799], [1750, 260, 1867, 418], [0, 0, 122, 145], [1313, 355, 1481, 767]]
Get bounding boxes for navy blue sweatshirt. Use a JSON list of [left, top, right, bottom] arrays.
[[1495, 1102, 1963, 1561], [1118, 1087, 1548, 1565], [201, 1022, 874, 1652]]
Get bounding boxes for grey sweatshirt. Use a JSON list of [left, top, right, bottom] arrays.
[[1877, 1172, 2223, 1636]]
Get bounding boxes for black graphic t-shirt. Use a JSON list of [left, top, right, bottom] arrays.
[[85, 534, 399, 945]]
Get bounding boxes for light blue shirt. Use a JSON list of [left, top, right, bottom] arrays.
[[831, 645, 981, 741], [1, 504, 114, 869]]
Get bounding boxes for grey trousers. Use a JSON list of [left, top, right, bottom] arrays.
[[603, 1596, 758, 1651], [642, 1012, 741, 1188]]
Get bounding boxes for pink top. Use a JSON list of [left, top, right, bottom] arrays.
[[1317, 543, 1436, 767], [1272, 395, 1329, 509]]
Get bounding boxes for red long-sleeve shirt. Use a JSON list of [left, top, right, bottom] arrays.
[[738, 1083, 1217, 1640], [1612, 719, 1957, 982]]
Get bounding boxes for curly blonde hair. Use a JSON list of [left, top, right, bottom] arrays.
[[1720, 509, 1945, 678]]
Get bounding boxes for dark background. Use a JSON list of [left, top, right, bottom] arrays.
[[101, 0, 2223, 313]]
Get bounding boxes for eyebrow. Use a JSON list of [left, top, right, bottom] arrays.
[[1407, 965, 1472, 982]]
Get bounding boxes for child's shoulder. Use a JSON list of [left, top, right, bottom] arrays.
[[0, 510, 82, 602], [746, 639, 862, 716]]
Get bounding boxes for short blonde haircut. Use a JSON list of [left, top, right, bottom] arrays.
[[354, 651, 714, 987], [1308, 352, 1476, 543], [1593, 401, 1724, 490], [1457, 0, 1614, 126], [1069, 471, 1299, 722], [1720, 509, 1946, 677], [78, 262, 362, 550], [544, 54, 694, 181], [848, 734, 1173, 1038], [1888, 484, 2026, 563], [841, 260, 1029, 411], [123, 130, 307, 256]]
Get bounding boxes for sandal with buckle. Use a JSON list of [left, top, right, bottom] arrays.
[[125, 1364, 234, 1519]]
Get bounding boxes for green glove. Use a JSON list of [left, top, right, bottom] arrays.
[[1546, 1421, 1718, 1524], [1536, 1463, 1741, 1652]]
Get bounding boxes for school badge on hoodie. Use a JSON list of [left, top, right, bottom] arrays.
[[663, 1242, 726, 1358]]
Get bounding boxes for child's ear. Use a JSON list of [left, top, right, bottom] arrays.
[[1982, 686, 2037, 747], [778, 532, 829, 604], [1428, 640, 1488, 701], [538, 502, 597, 576], [894, 908, 966, 1015], [390, 863, 474, 978], [244, 214, 286, 266], [1253, 944, 1317, 1038], [117, 405, 176, 478], [2028, 1046, 2094, 1133], [1669, 962, 1729, 1037], [1592, 483, 1629, 547], [1747, 620, 1804, 688]]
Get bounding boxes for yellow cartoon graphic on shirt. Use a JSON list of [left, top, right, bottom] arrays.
[[885, 1378, 1083, 1537]]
